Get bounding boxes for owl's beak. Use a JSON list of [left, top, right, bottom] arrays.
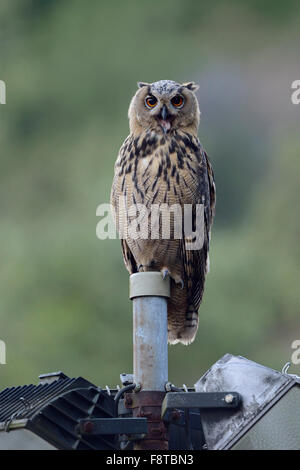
[[158, 105, 172, 133], [161, 105, 168, 121]]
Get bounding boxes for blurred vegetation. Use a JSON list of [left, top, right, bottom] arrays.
[[0, 0, 300, 388]]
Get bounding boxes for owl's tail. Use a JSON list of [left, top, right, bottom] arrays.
[[168, 310, 199, 345]]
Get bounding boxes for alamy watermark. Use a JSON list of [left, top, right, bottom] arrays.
[[96, 198, 205, 250], [291, 80, 300, 105], [291, 340, 300, 365], [0, 340, 6, 365], [1, 82, 7, 361], [0, 80, 6, 104]]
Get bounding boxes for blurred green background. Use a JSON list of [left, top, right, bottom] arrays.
[[1, 0, 300, 388]]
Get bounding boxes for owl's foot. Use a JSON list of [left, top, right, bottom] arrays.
[[174, 276, 184, 289], [138, 260, 156, 272], [161, 268, 184, 288]]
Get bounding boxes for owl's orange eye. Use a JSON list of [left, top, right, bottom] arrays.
[[171, 94, 184, 108], [145, 95, 158, 108]]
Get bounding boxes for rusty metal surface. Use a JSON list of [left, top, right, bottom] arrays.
[[125, 391, 169, 450]]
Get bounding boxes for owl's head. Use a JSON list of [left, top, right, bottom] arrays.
[[128, 80, 200, 135]]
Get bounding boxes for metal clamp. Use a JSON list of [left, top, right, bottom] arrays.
[[129, 272, 170, 299]]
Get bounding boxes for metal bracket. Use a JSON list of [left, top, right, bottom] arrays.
[[76, 417, 148, 436], [162, 392, 241, 424]]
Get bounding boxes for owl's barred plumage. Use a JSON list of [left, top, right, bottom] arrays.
[[111, 80, 216, 344]]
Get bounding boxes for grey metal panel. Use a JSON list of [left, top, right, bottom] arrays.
[[0, 429, 55, 450], [232, 387, 300, 450]]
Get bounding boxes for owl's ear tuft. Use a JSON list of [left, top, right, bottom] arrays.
[[137, 82, 150, 88], [182, 81, 199, 92]]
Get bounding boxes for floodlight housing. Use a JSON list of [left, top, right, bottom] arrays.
[[195, 354, 300, 450], [0, 372, 117, 450]]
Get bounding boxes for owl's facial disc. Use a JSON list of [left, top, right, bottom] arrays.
[[144, 92, 177, 133], [129, 80, 200, 135]]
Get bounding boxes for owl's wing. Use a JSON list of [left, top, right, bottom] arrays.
[[121, 238, 138, 274], [111, 187, 137, 274], [111, 136, 139, 275], [181, 144, 216, 311], [204, 150, 216, 235]]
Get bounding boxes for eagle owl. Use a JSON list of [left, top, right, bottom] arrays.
[[111, 80, 216, 345]]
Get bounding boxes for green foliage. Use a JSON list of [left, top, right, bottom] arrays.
[[0, 1, 299, 388]]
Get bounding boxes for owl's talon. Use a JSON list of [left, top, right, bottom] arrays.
[[162, 268, 170, 280], [175, 278, 184, 289]]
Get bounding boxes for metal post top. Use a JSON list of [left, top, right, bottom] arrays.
[[129, 272, 170, 300]]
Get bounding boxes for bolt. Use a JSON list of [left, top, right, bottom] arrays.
[[82, 421, 94, 434], [125, 395, 133, 406], [171, 410, 181, 421], [225, 394, 234, 404]]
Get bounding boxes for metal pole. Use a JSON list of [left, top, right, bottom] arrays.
[[133, 296, 168, 389], [129, 272, 170, 449]]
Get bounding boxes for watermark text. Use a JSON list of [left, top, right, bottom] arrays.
[[96, 199, 205, 250], [291, 340, 300, 365], [0, 80, 6, 104], [0, 340, 6, 365], [291, 80, 300, 105]]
